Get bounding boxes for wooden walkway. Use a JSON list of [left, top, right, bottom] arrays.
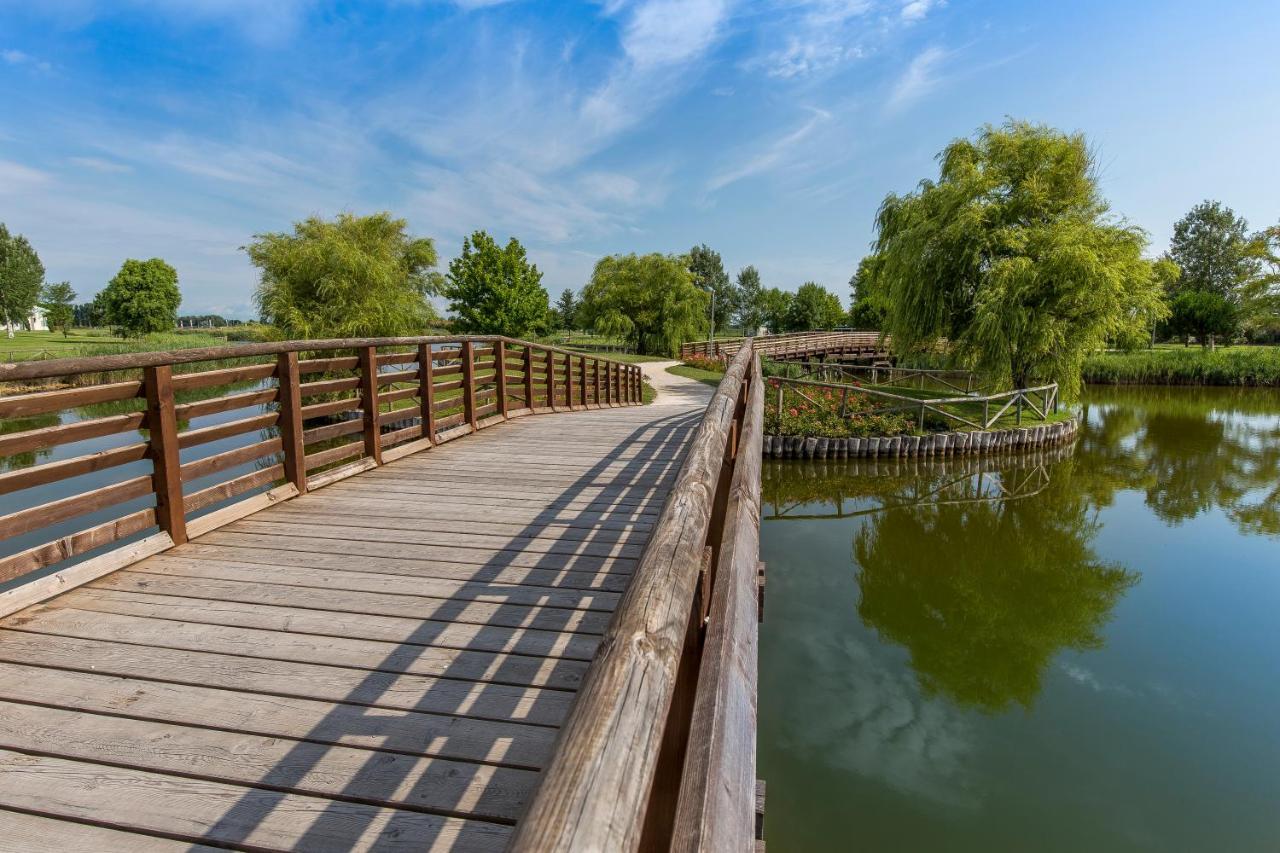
[[0, 372, 709, 849]]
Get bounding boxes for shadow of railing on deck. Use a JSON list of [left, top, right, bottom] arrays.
[[197, 407, 701, 848]]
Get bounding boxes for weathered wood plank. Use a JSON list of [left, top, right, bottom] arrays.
[[0, 750, 512, 851], [0, 660, 559, 768], [7, 607, 589, 689], [94, 569, 612, 633], [43, 588, 602, 661], [0, 630, 572, 727], [0, 700, 538, 823], [0, 809, 213, 852], [160, 545, 634, 591]]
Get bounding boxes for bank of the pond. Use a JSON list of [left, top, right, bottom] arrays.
[[1082, 345, 1280, 386], [764, 416, 1079, 459], [758, 383, 1280, 852]]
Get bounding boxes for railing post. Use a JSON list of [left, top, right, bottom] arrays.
[[523, 345, 535, 410], [418, 343, 437, 444], [579, 355, 588, 408], [461, 340, 478, 430], [495, 340, 509, 419], [545, 347, 557, 411], [276, 352, 307, 494], [594, 358, 602, 408], [1016, 395, 1023, 425], [143, 364, 187, 545], [634, 366, 642, 403], [565, 352, 576, 410], [357, 346, 383, 465]]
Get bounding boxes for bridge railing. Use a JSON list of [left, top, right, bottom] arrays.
[[679, 330, 885, 361], [0, 336, 642, 616], [512, 342, 763, 851]]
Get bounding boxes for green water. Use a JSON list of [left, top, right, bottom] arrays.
[[758, 385, 1280, 852]]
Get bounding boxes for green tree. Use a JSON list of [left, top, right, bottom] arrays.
[[0, 223, 44, 339], [100, 258, 182, 337], [1240, 223, 1280, 342], [578, 253, 708, 356], [443, 231, 548, 336], [555, 288, 578, 331], [734, 265, 763, 333], [40, 281, 77, 337], [847, 255, 887, 329], [784, 281, 843, 331], [758, 287, 794, 334], [688, 243, 736, 334], [247, 212, 439, 339], [1166, 201, 1258, 347], [873, 120, 1166, 399]]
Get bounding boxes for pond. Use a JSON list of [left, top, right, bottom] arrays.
[[758, 385, 1280, 852]]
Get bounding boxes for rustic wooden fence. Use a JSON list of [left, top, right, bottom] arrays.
[[782, 360, 981, 395], [770, 374, 1060, 434], [0, 336, 642, 615], [512, 342, 763, 851], [679, 330, 886, 362]]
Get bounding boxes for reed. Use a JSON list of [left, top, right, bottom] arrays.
[[1082, 347, 1280, 386]]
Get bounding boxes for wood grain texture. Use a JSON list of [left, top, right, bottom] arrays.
[[510, 345, 751, 852]]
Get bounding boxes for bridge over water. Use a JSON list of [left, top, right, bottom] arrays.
[[0, 332, 870, 851]]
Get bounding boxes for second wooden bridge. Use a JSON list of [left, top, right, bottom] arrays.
[[0, 332, 840, 850]]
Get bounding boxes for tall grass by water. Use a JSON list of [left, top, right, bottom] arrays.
[[1083, 346, 1280, 386]]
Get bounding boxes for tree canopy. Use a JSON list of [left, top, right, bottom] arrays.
[[0, 223, 45, 338], [757, 287, 794, 334], [847, 256, 887, 330], [734, 265, 763, 333], [873, 120, 1167, 398], [555, 288, 578, 331], [40, 281, 77, 337], [247, 212, 439, 339], [443, 230, 548, 336], [784, 281, 844, 331], [688, 243, 736, 333], [578, 253, 708, 356], [100, 258, 182, 337]]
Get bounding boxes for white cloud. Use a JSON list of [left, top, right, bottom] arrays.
[[619, 0, 729, 69], [2, 48, 51, 71], [0, 159, 51, 188], [900, 0, 941, 23], [68, 156, 133, 174], [707, 108, 831, 192], [886, 44, 947, 111]]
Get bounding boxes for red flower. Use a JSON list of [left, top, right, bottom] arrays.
[[788, 407, 799, 417]]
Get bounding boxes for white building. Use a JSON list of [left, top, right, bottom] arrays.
[[27, 305, 48, 331]]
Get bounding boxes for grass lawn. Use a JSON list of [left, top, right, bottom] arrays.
[[1, 328, 236, 362], [667, 364, 725, 387]]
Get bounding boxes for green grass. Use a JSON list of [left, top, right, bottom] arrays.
[[667, 364, 725, 387], [1, 328, 237, 363], [1083, 346, 1280, 386], [564, 348, 667, 364]]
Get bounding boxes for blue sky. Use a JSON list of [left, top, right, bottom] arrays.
[[2, 0, 1277, 318]]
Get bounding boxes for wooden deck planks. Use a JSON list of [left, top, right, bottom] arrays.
[[0, 388, 705, 849]]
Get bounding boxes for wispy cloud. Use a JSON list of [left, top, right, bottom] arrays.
[[619, 0, 729, 68], [0, 159, 51, 188], [707, 108, 831, 192], [2, 48, 51, 71], [900, 0, 942, 23], [68, 156, 134, 174], [886, 44, 947, 112]]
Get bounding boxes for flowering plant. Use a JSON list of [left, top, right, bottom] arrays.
[[764, 379, 914, 437]]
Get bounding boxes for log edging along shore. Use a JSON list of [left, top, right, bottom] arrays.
[[763, 416, 1079, 459]]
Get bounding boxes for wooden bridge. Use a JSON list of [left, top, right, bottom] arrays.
[[0, 335, 768, 851], [679, 330, 886, 362]]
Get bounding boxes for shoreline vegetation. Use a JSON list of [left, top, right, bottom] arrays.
[[1082, 346, 1280, 386]]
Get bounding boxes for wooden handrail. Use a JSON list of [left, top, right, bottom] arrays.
[[679, 330, 886, 361], [671, 351, 762, 851], [0, 334, 644, 614], [511, 343, 758, 852]]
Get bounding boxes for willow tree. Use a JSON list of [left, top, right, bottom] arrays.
[[873, 120, 1167, 398], [246, 212, 439, 339], [578, 253, 707, 356]]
